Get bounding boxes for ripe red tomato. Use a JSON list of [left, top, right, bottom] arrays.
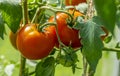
[[48, 10, 83, 48], [9, 32, 17, 49], [65, 0, 87, 6], [16, 24, 55, 60]]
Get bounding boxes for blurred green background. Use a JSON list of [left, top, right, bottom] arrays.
[[0, 26, 119, 76]]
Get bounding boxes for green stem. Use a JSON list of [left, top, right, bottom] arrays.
[[38, 22, 56, 32], [22, 0, 28, 24], [31, 7, 41, 23], [54, 14, 66, 48], [29, 71, 35, 75], [19, 56, 26, 76], [103, 47, 120, 52], [19, 0, 28, 76], [40, 6, 73, 22], [88, 68, 94, 76], [82, 56, 88, 76]]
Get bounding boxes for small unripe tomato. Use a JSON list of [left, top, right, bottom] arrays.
[[9, 32, 17, 49]]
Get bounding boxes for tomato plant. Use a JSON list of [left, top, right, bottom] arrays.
[[0, 0, 119, 76], [16, 24, 55, 60], [65, 0, 87, 6]]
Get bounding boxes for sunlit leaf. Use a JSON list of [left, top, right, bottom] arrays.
[[94, 0, 116, 34], [74, 17, 104, 73], [0, 0, 22, 33]]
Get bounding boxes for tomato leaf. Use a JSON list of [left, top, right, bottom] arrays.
[[74, 17, 104, 72], [0, 14, 5, 39], [117, 52, 120, 59], [0, 0, 22, 33], [116, 9, 120, 29], [35, 57, 55, 76], [93, 0, 116, 34]]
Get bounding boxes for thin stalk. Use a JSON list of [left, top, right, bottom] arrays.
[[40, 6, 74, 23], [82, 56, 88, 76], [38, 22, 56, 32], [22, 0, 29, 24], [29, 71, 35, 75], [103, 47, 120, 52], [118, 61, 120, 76], [19, 0, 28, 76], [31, 7, 41, 23], [54, 14, 66, 48], [88, 68, 94, 76], [19, 56, 26, 76]]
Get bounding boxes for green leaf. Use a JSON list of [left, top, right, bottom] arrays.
[[35, 57, 55, 76], [94, 0, 116, 33], [117, 52, 120, 59], [56, 46, 78, 67], [104, 35, 112, 43], [0, 0, 22, 33], [0, 14, 5, 39], [75, 17, 104, 72], [116, 8, 120, 29]]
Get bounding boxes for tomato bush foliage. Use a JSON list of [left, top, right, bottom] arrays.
[[0, 0, 120, 76]]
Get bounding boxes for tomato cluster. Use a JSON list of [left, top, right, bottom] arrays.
[[48, 10, 83, 48], [9, 0, 108, 60], [9, 10, 109, 60]]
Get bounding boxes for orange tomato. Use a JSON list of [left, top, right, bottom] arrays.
[[16, 24, 56, 60], [9, 32, 17, 49]]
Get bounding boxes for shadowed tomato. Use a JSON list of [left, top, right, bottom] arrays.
[[65, 0, 87, 6], [48, 10, 83, 48], [9, 32, 17, 49], [16, 24, 55, 60]]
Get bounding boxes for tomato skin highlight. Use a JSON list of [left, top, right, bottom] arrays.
[[65, 0, 87, 6], [48, 10, 83, 48], [16, 24, 55, 60]]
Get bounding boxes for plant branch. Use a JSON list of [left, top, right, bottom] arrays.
[[82, 56, 88, 76], [19, 56, 26, 76], [40, 6, 74, 23], [103, 47, 120, 52], [54, 14, 66, 48], [19, 0, 28, 76], [38, 22, 57, 32], [22, 0, 29, 24], [31, 7, 41, 23]]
